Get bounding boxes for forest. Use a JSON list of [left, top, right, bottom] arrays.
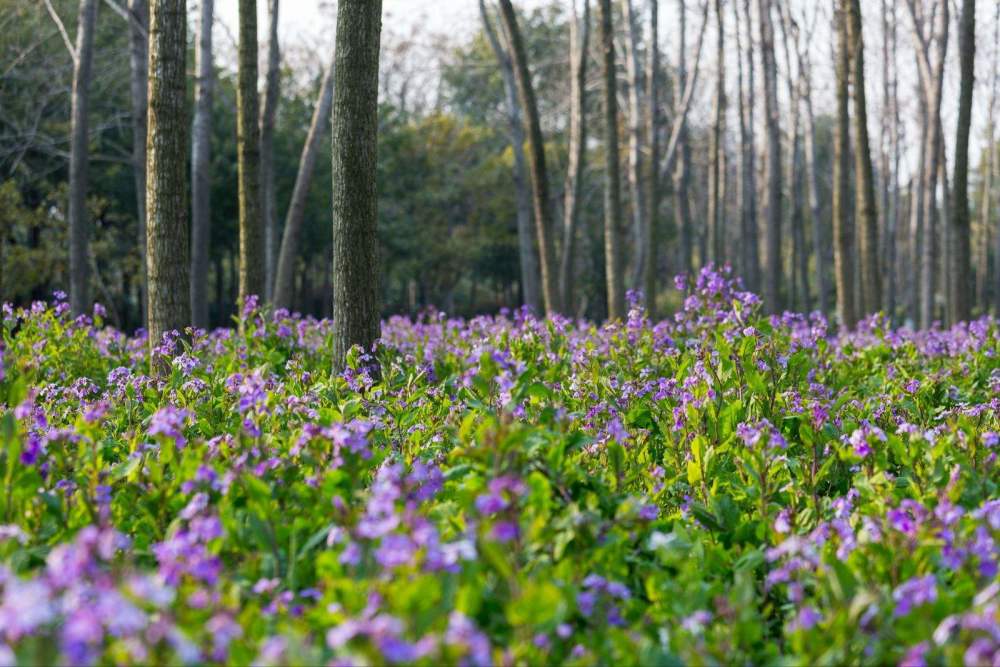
[[2, 0, 997, 331], [0, 0, 998, 665]]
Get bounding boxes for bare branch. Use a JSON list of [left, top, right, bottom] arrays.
[[42, 0, 77, 63], [102, 0, 148, 38], [659, 0, 709, 181]]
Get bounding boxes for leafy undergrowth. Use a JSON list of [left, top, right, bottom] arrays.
[[0, 269, 998, 666]]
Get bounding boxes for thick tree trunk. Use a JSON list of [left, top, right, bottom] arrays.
[[706, 0, 725, 267], [560, 0, 589, 312], [832, 1, 856, 329], [623, 0, 647, 290], [127, 0, 148, 327], [238, 0, 264, 306], [480, 0, 541, 313], [779, 10, 808, 312], [69, 0, 98, 316], [146, 0, 190, 352], [274, 60, 335, 311], [597, 0, 625, 319], [191, 0, 214, 329], [260, 0, 281, 300], [846, 0, 881, 317], [949, 0, 974, 323], [643, 0, 658, 315], [757, 0, 781, 312], [497, 0, 561, 314], [331, 0, 382, 370]]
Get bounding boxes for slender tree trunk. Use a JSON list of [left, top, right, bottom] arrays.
[[497, 0, 561, 314], [674, 0, 693, 279], [597, 0, 625, 319], [881, 0, 901, 320], [907, 0, 948, 329], [758, 0, 781, 312], [68, 0, 98, 316], [260, 0, 281, 301], [191, 0, 214, 329], [146, 0, 190, 352], [796, 22, 827, 314], [983, 8, 998, 312], [127, 0, 149, 327], [274, 59, 335, 311], [331, 0, 382, 370], [560, 0, 589, 312], [909, 91, 927, 325], [480, 0, 541, 313], [623, 0, 647, 289], [643, 0, 659, 315], [833, 0, 856, 329], [846, 0, 881, 316], [778, 3, 807, 310], [950, 0, 974, 323], [238, 0, 264, 306], [707, 0, 725, 267], [735, 0, 759, 293]]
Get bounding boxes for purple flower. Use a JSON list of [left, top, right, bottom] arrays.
[[148, 406, 194, 448], [893, 575, 937, 617], [490, 521, 519, 543]]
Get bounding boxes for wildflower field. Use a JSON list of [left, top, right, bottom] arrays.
[[0, 269, 997, 666]]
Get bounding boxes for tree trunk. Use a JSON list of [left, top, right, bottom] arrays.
[[707, 0, 725, 267], [623, 0, 647, 290], [909, 91, 927, 325], [880, 0, 901, 320], [238, 0, 264, 306], [736, 0, 759, 293], [260, 0, 281, 301], [127, 0, 149, 327], [778, 5, 808, 311], [69, 0, 98, 316], [832, 0, 856, 329], [560, 0, 589, 312], [274, 59, 335, 311], [643, 0, 658, 316], [846, 0, 881, 317], [906, 0, 948, 329], [757, 0, 781, 312], [497, 0, 561, 315], [674, 0, 693, 279], [191, 0, 214, 329], [597, 0, 625, 319], [146, 0, 190, 352], [480, 0, 541, 313], [331, 0, 382, 370], [949, 0, 974, 323]]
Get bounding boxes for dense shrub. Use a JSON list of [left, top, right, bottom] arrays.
[[0, 268, 997, 665]]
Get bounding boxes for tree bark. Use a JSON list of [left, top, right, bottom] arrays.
[[735, 0, 759, 293], [643, 0, 658, 315], [906, 0, 948, 329], [846, 0, 881, 317], [260, 0, 281, 300], [949, 0, 974, 323], [146, 0, 190, 352], [880, 0, 901, 320], [597, 0, 625, 319], [127, 0, 148, 327], [673, 0, 693, 278], [331, 0, 382, 370], [480, 0, 541, 313], [778, 3, 807, 311], [273, 59, 335, 311], [497, 0, 561, 314], [832, 0, 856, 329], [191, 0, 214, 329], [623, 0, 647, 290], [560, 0, 589, 312], [68, 0, 98, 316], [757, 0, 781, 312], [238, 0, 264, 306], [707, 0, 725, 268]]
